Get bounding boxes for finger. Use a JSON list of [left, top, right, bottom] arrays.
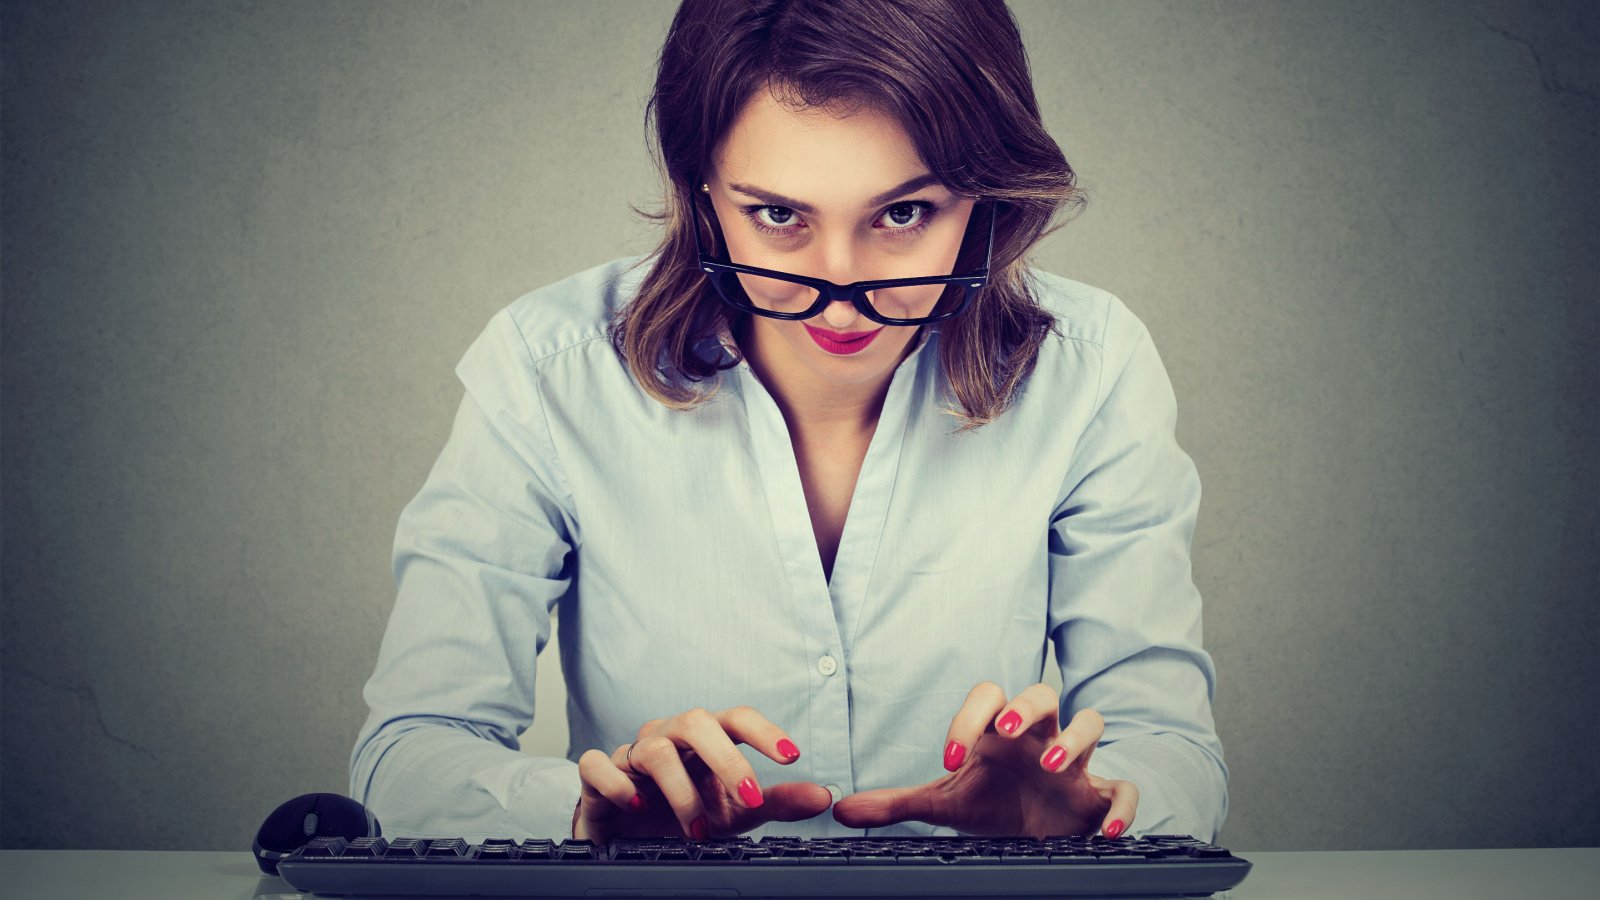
[[755, 783, 835, 822], [664, 705, 800, 810], [1099, 778, 1140, 839], [677, 750, 828, 837], [654, 707, 770, 810], [615, 735, 707, 838], [636, 718, 666, 742], [717, 704, 803, 765], [579, 747, 644, 811], [943, 681, 1007, 771], [832, 784, 952, 830], [993, 682, 1060, 739], [1037, 707, 1106, 773]]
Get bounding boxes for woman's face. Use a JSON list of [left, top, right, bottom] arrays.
[[705, 87, 977, 389]]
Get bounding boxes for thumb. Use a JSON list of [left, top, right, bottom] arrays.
[[756, 782, 835, 822], [830, 784, 949, 829]]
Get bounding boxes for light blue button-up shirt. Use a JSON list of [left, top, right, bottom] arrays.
[[350, 254, 1229, 843]]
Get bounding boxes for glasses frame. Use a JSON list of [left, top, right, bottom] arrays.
[[692, 194, 997, 326]]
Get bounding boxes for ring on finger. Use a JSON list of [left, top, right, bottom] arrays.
[[623, 742, 640, 774]]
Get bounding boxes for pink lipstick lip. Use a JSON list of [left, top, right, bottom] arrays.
[[804, 324, 883, 355], [814, 328, 875, 341]]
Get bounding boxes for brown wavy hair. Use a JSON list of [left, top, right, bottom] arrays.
[[610, 0, 1085, 432]]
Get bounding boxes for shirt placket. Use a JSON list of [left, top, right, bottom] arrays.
[[727, 329, 933, 819]]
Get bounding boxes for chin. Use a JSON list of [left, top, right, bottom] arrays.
[[806, 343, 904, 380], [813, 362, 886, 383]]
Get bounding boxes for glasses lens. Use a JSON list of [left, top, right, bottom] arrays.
[[864, 282, 956, 322], [715, 271, 820, 317]]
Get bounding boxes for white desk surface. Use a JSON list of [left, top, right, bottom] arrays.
[[2, 847, 1596, 899]]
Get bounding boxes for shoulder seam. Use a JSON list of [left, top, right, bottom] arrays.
[[526, 333, 612, 368], [1032, 268, 1114, 349], [1098, 312, 1151, 412], [508, 267, 630, 368], [493, 310, 583, 546]]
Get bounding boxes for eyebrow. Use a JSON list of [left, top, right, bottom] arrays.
[[727, 173, 944, 215]]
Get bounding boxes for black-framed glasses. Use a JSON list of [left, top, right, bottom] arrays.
[[692, 196, 997, 326]]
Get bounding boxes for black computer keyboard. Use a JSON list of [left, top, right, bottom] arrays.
[[275, 832, 1252, 897]]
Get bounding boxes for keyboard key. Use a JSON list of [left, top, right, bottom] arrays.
[[342, 838, 386, 857], [379, 838, 423, 858], [557, 840, 599, 861], [299, 838, 346, 858], [1046, 851, 1099, 864], [423, 838, 468, 857], [797, 849, 847, 865], [899, 856, 949, 865], [1000, 850, 1048, 864], [1092, 849, 1148, 860], [845, 850, 897, 864], [746, 854, 800, 865], [516, 839, 555, 859]]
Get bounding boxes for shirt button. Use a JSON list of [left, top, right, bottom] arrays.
[[824, 784, 842, 804], [817, 655, 838, 676]]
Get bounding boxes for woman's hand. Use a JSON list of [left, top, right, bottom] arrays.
[[831, 682, 1139, 839], [573, 705, 834, 844]]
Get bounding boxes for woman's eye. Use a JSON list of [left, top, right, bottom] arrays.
[[754, 206, 798, 229], [880, 202, 928, 230]]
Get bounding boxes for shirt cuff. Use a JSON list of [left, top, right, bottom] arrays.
[[470, 755, 585, 841], [1084, 734, 1229, 843]]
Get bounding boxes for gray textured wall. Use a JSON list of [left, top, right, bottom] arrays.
[[3, 0, 1595, 852]]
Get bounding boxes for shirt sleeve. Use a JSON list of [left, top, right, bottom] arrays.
[[349, 308, 583, 841], [1047, 301, 1230, 843]]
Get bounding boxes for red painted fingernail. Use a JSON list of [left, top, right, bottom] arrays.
[[776, 739, 801, 761], [1105, 819, 1125, 839], [943, 740, 966, 771], [691, 817, 709, 841], [629, 793, 645, 811], [997, 710, 1022, 734], [1042, 746, 1067, 771], [738, 777, 764, 808]]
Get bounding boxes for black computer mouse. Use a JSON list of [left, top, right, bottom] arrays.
[[253, 792, 381, 875]]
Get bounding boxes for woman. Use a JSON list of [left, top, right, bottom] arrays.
[[351, 0, 1228, 846]]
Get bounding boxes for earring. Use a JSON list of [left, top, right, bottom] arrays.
[[701, 183, 710, 192]]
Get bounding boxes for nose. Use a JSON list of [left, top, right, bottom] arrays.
[[817, 298, 862, 330], [813, 236, 866, 330]]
